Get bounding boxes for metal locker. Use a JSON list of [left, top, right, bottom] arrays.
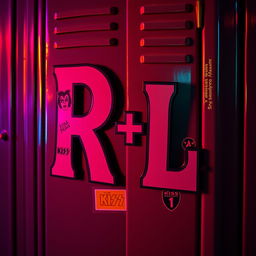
[[1, 0, 255, 255]]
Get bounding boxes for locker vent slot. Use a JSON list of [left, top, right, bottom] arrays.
[[139, 2, 195, 64], [140, 4, 193, 15], [53, 6, 119, 49], [140, 55, 193, 64], [140, 21, 193, 31], [140, 37, 193, 47], [54, 38, 118, 49], [54, 22, 118, 34], [54, 7, 118, 20]]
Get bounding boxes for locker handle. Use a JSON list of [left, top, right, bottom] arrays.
[[0, 130, 8, 141]]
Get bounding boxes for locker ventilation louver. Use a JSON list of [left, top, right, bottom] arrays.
[[53, 7, 119, 49], [139, 3, 195, 64]]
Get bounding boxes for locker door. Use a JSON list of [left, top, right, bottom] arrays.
[[201, 0, 244, 255], [0, 1, 15, 256], [45, 0, 126, 255], [215, 0, 244, 255], [243, 0, 256, 255], [1, 0, 41, 255], [127, 1, 201, 255]]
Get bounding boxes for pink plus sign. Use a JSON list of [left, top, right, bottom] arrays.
[[116, 112, 144, 145]]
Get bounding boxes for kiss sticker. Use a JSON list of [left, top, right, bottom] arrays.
[[94, 189, 127, 211]]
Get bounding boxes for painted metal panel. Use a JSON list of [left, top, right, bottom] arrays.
[[45, 0, 126, 255], [0, 0, 252, 255], [243, 0, 256, 255], [127, 0, 200, 255], [0, 0, 15, 255], [215, 0, 244, 255], [200, 0, 217, 255], [15, 0, 38, 255], [36, 1, 47, 255]]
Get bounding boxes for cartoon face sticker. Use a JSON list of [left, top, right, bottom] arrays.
[[58, 90, 71, 110]]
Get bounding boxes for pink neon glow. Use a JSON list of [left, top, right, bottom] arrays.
[[51, 66, 115, 184], [142, 83, 198, 191]]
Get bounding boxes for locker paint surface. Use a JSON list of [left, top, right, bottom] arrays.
[[1, 0, 255, 256], [0, 1, 14, 255], [46, 1, 201, 256], [126, 1, 201, 255], [46, 0, 126, 255]]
